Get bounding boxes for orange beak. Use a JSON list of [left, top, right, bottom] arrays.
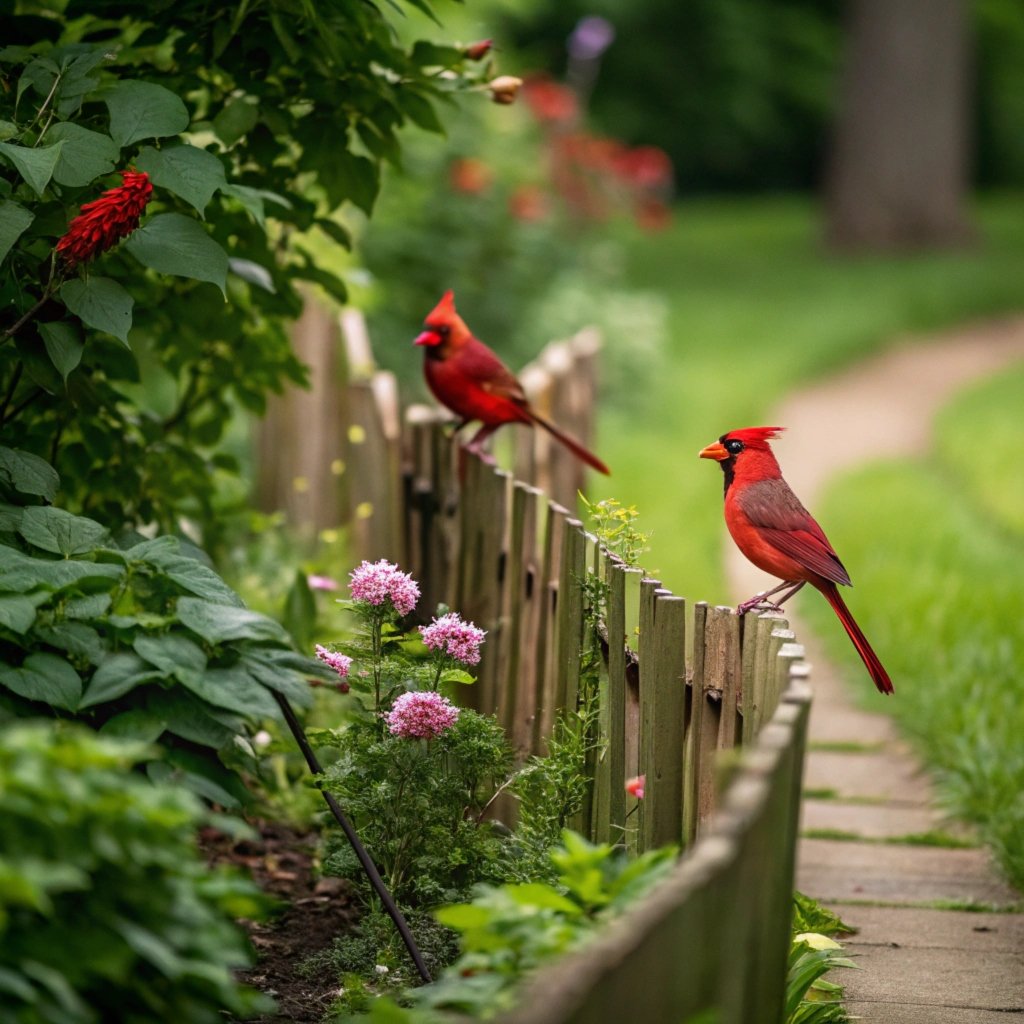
[[699, 441, 729, 462], [414, 329, 442, 346]]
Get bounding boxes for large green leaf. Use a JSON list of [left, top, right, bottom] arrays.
[[128, 537, 243, 606], [133, 633, 207, 686], [60, 277, 133, 345], [135, 144, 226, 216], [46, 123, 118, 187], [178, 664, 281, 721], [38, 321, 84, 381], [32, 621, 105, 664], [0, 141, 63, 196], [0, 652, 82, 711], [19, 506, 109, 556], [103, 80, 189, 147], [79, 652, 162, 709], [0, 546, 123, 593], [0, 594, 39, 634], [176, 596, 289, 645], [124, 213, 227, 294], [317, 149, 379, 214], [100, 708, 168, 743], [145, 689, 236, 747], [0, 447, 59, 502], [0, 200, 33, 263]]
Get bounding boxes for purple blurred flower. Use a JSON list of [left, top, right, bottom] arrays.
[[348, 560, 420, 616], [568, 16, 615, 61], [308, 574, 340, 592], [419, 612, 487, 666], [386, 691, 460, 739], [315, 644, 352, 679]]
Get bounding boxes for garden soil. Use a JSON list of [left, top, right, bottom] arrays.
[[725, 314, 1024, 1020]]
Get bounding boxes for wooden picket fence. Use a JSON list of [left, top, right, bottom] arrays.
[[261, 305, 813, 1022]]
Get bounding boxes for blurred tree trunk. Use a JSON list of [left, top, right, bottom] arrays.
[[825, 0, 975, 250]]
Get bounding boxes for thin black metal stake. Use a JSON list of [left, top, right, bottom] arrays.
[[274, 692, 432, 983]]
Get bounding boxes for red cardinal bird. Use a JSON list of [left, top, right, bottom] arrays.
[[700, 426, 893, 695], [413, 291, 610, 475]]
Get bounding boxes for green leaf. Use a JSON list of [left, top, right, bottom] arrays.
[[0, 502, 23, 531], [100, 708, 168, 743], [64, 592, 112, 619], [145, 689, 236, 747], [399, 89, 444, 134], [178, 664, 281, 721], [124, 213, 228, 294], [0, 121, 18, 142], [103, 80, 189, 147], [60, 276, 134, 345], [228, 258, 274, 293], [212, 97, 259, 147], [0, 447, 59, 502], [127, 537, 244, 606], [0, 200, 34, 263], [236, 649, 314, 710], [176, 596, 289, 645], [133, 633, 207, 686], [33, 622, 105, 663], [0, 594, 39, 634], [318, 149, 379, 214], [440, 668, 476, 685], [46, 123, 118, 187], [282, 569, 315, 649], [504, 882, 583, 914], [0, 140, 63, 197], [38, 321, 84, 381], [0, 546, 123, 593], [19, 506, 109, 556], [135, 144, 226, 216], [0, 652, 82, 710], [220, 183, 290, 227], [80, 652, 162, 709]]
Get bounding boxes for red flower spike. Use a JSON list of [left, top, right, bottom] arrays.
[[56, 170, 153, 269], [465, 39, 493, 61]]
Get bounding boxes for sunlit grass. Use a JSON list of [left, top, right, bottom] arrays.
[[596, 194, 1024, 602]]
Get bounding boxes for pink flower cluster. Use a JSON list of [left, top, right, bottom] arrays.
[[419, 612, 487, 666], [348, 560, 420, 617], [386, 691, 460, 739], [316, 644, 352, 678]]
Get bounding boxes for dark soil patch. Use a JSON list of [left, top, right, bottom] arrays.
[[202, 819, 359, 1023]]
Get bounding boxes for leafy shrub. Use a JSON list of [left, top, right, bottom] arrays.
[[0, 2, 498, 543], [331, 832, 677, 1021], [0, 449, 333, 802], [0, 721, 270, 1024]]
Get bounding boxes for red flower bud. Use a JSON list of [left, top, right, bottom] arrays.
[[465, 39, 493, 61], [56, 170, 152, 269]]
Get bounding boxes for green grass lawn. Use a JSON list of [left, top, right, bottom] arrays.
[[803, 365, 1024, 889], [595, 194, 1024, 602]]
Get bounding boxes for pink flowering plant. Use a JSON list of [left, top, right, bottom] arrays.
[[313, 562, 513, 906]]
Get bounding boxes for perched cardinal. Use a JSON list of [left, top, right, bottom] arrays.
[[413, 291, 610, 475], [700, 426, 893, 695]]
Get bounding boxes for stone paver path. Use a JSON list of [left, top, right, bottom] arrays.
[[724, 316, 1024, 1021]]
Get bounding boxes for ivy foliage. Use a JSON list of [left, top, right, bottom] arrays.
[[0, 446, 335, 803], [0, 721, 272, 1024], [0, 0, 491, 541]]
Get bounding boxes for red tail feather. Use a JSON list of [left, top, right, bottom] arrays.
[[526, 410, 610, 475], [818, 582, 893, 695]]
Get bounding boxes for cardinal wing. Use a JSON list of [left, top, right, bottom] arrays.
[[737, 478, 852, 586]]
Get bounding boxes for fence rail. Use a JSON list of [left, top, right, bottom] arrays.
[[258, 305, 813, 1023]]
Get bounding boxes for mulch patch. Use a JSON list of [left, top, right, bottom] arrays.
[[201, 819, 360, 1023]]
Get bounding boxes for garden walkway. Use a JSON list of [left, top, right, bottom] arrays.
[[724, 315, 1024, 1021]]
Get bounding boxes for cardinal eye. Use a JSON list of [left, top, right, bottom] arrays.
[[725, 439, 744, 455]]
